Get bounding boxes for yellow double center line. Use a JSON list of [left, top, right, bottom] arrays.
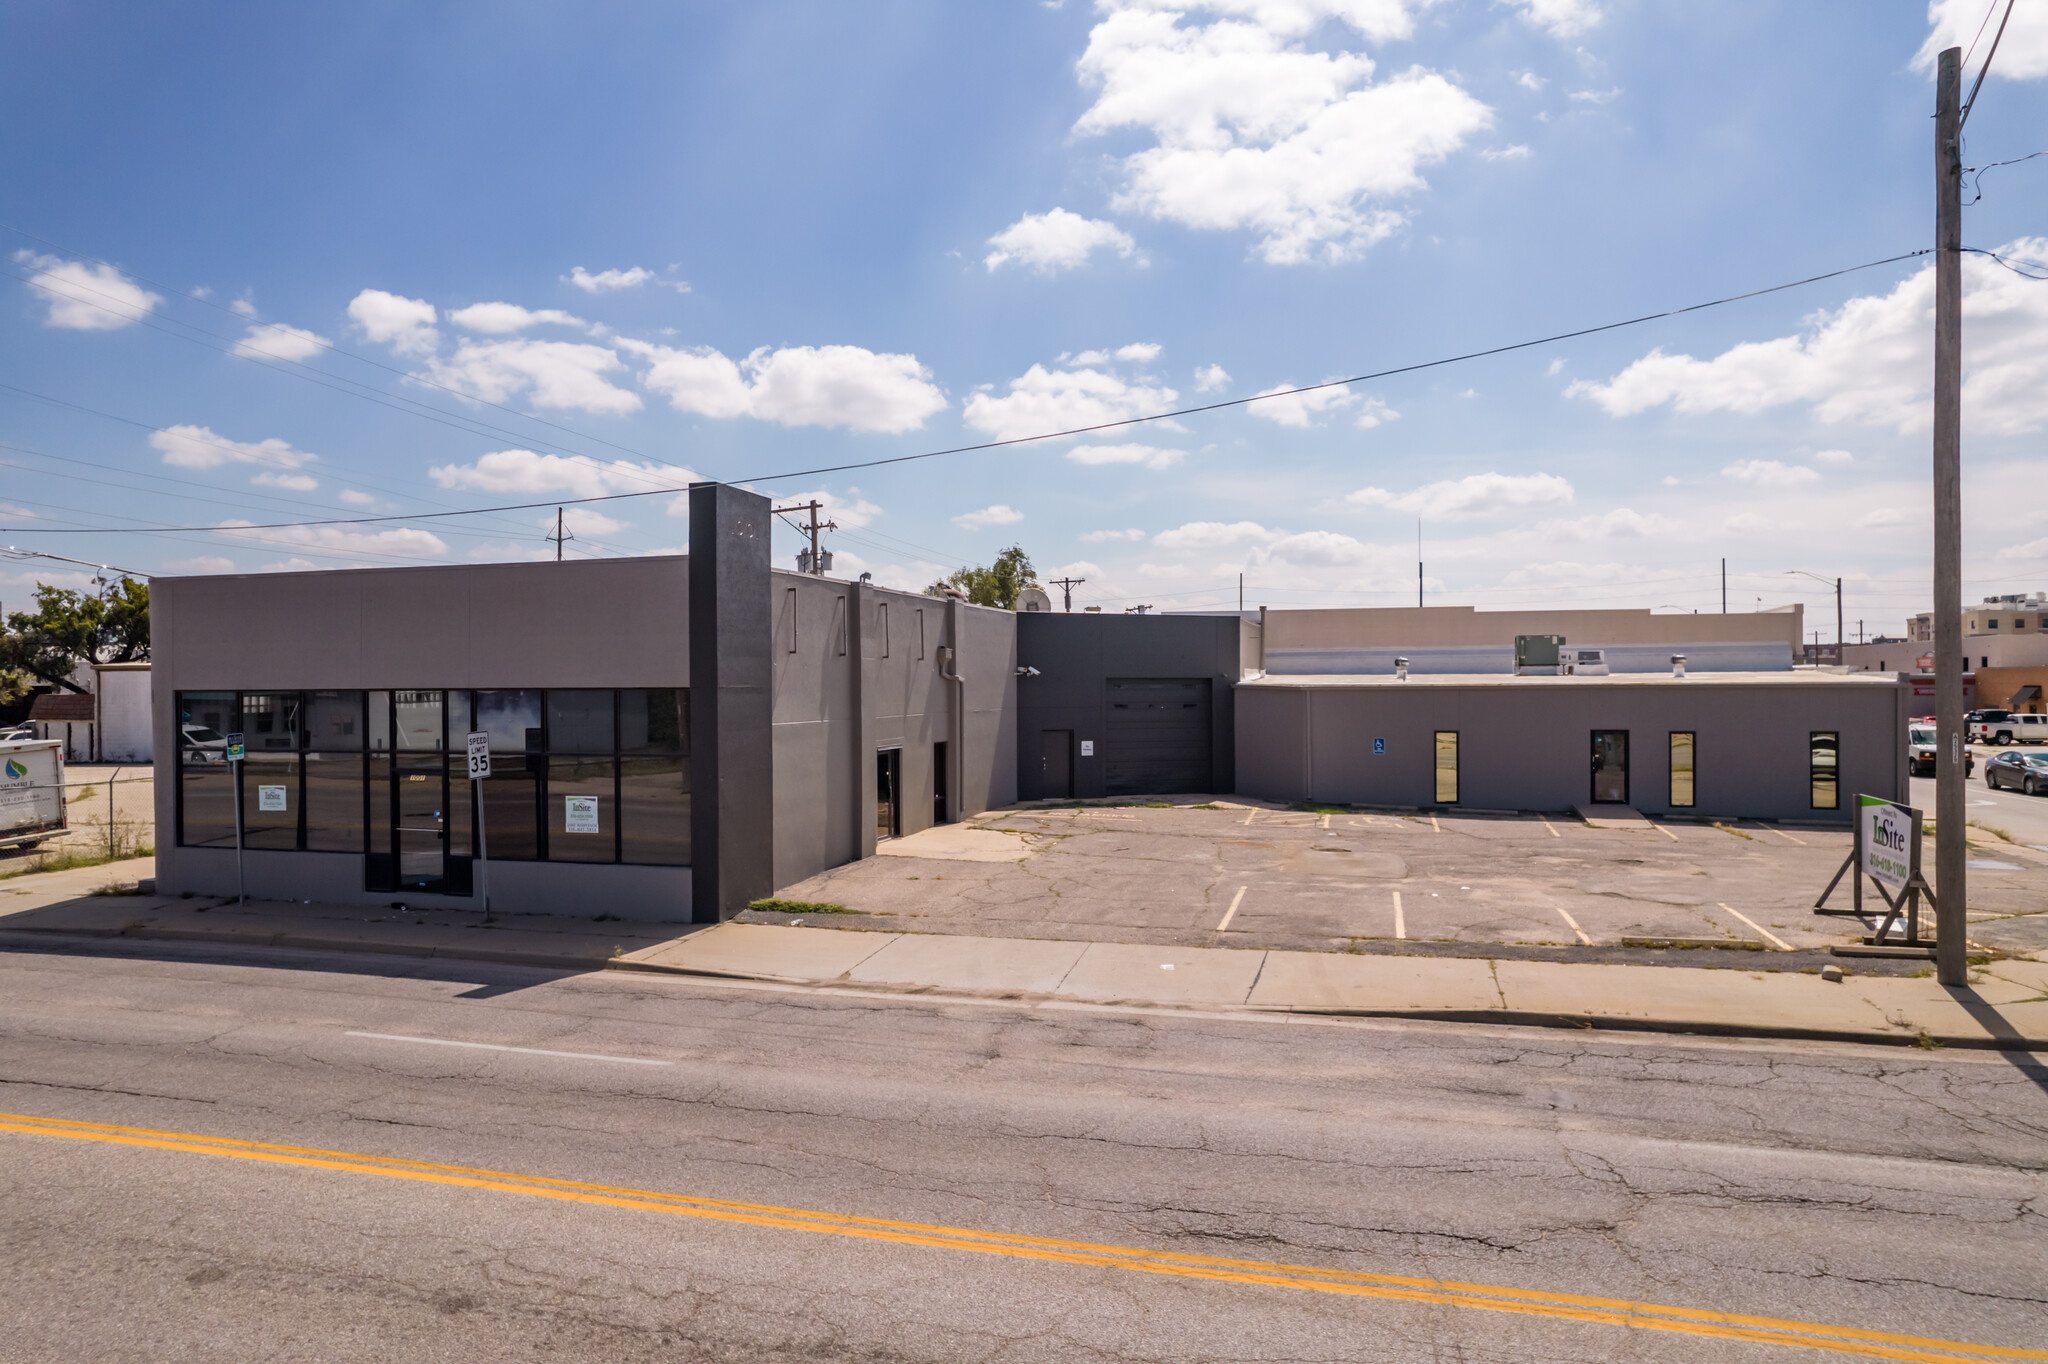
[[4, 1109, 2039, 1363]]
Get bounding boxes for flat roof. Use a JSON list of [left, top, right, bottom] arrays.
[[1242, 670, 1902, 690]]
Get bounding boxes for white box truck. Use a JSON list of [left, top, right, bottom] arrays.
[[0, 738, 67, 851]]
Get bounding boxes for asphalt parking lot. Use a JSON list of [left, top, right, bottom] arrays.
[[763, 797, 2048, 965]]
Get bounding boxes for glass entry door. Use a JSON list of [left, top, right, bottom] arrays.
[[395, 753, 447, 891], [1590, 730, 1629, 804]]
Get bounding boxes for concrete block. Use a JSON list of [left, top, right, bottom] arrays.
[[847, 934, 1087, 994], [632, 921, 898, 980], [1055, 941, 1266, 1006], [1249, 951, 1503, 1012]]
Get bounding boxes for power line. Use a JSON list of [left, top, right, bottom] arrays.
[[0, 248, 1936, 538], [1957, 0, 2014, 130]]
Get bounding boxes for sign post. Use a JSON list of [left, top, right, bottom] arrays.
[[225, 731, 246, 905], [1815, 793, 1936, 948], [466, 731, 491, 921]]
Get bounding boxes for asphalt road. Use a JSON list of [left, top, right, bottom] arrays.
[[2, 938, 2045, 1363], [1915, 766, 2048, 851]]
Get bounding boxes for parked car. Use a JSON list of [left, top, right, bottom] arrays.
[[1970, 710, 2048, 745], [180, 723, 229, 763], [1909, 724, 1974, 777], [1985, 749, 2048, 795], [0, 725, 34, 744]]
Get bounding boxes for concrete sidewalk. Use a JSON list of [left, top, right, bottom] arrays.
[[2, 868, 2043, 1050]]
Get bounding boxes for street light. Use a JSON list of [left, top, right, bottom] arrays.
[[1786, 570, 1842, 659]]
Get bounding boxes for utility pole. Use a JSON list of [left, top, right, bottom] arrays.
[[1834, 577, 1843, 657], [1048, 575, 1085, 612], [1417, 519, 1423, 609], [771, 501, 838, 575], [1721, 558, 1727, 614], [546, 507, 574, 561], [1932, 44, 1966, 985], [1238, 572, 1243, 614]]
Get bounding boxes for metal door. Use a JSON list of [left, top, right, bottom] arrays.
[[1590, 730, 1629, 804], [1039, 729, 1073, 799], [395, 753, 446, 891], [1105, 679, 1211, 795]]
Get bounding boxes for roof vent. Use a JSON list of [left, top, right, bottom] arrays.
[[1394, 655, 1409, 680], [1671, 653, 1686, 678]]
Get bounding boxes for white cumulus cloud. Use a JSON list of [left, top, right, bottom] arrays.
[[954, 504, 1025, 530], [425, 338, 643, 414], [1153, 520, 1274, 549], [964, 355, 1179, 442], [1249, 382, 1357, 428], [623, 340, 946, 433], [164, 556, 237, 575], [1479, 144, 1532, 161], [1814, 448, 1855, 466], [1066, 443, 1184, 470], [1916, 0, 2048, 81], [985, 209, 1140, 273], [1071, 1, 1492, 264], [563, 266, 658, 293], [214, 521, 449, 560], [1568, 241, 2048, 435], [428, 449, 689, 499], [1083, 528, 1148, 542], [449, 302, 588, 334], [231, 322, 331, 361], [1721, 459, 1820, 488], [13, 251, 162, 329], [764, 489, 883, 529], [1348, 472, 1573, 518], [338, 489, 378, 506], [545, 507, 628, 538], [347, 289, 440, 356], [150, 425, 319, 471], [1194, 363, 1231, 391], [1504, 0, 1601, 38], [251, 471, 319, 491], [1354, 396, 1398, 428]]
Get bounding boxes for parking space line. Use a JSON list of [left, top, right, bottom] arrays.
[[1538, 814, 1560, 838], [1243, 809, 1257, 826], [1215, 886, 1248, 932], [1392, 890, 1405, 940], [1554, 906, 1592, 946], [1718, 903, 1793, 952], [1649, 820, 1679, 842], [1429, 813, 1440, 833], [1753, 823, 1806, 846], [1320, 813, 1331, 830]]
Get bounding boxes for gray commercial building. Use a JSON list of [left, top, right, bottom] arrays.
[[1014, 611, 1260, 800], [1235, 671, 1908, 821], [151, 484, 1017, 923]]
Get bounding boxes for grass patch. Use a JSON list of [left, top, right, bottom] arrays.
[[1711, 822, 1754, 841], [1966, 819, 2016, 844], [748, 898, 856, 915], [1291, 802, 1350, 814], [0, 844, 155, 881]]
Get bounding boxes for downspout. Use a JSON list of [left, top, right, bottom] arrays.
[[939, 598, 965, 821]]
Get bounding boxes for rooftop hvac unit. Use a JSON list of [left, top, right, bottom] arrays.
[[1561, 648, 1609, 676], [1514, 634, 1565, 675]]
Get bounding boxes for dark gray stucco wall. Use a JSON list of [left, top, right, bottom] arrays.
[[1234, 676, 1907, 822], [1014, 613, 1251, 800], [690, 483, 773, 921], [769, 579, 1016, 892], [150, 555, 692, 918]]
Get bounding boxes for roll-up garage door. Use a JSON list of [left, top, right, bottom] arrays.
[[1104, 678, 1211, 795]]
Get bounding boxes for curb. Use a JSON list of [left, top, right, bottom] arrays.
[[5, 924, 2043, 1053]]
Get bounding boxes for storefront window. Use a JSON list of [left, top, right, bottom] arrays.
[[548, 690, 614, 754], [621, 756, 690, 865], [480, 755, 539, 860], [1433, 731, 1458, 805], [476, 690, 542, 754], [1669, 732, 1696, 808], [306, 691, 364, 750], [547, 755, 616, 862], [1811, 732, 1839, 810], [394, 690, 443, 750], [177, 692, 236, 848], [242, 754, 300, 850], [305, 752, 365, 852], [242, 693, 301, 753]]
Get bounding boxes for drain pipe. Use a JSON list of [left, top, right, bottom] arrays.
[[939, 599, 966, 821]]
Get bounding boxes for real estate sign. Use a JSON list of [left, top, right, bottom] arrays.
[[1858, 794, 1915, 891]]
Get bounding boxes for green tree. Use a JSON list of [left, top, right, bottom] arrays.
[[928, 546, 1036, 610], [0, 578, 150, 695]]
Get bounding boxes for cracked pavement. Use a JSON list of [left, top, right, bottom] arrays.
[[1, 937, 2044, 1361]]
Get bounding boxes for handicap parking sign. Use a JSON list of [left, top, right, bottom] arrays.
[[1373, 737, 1386, 755]]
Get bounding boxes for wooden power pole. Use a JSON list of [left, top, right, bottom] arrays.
[[1933, 46, 1966, 986]]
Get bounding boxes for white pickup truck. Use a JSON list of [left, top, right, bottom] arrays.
[[0, 738, 67, 851], [1969, 709, 2048, 745]]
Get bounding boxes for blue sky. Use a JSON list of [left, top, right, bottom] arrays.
[[2, 0, 2044, 638]]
